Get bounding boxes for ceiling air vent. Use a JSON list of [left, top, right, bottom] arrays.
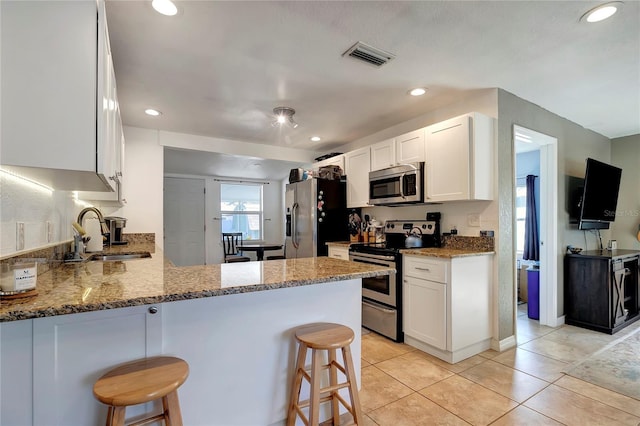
[[342, 42, 395, 67]]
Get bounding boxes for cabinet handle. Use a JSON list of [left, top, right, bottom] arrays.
[[148, 306, 158, 314], [416, 267, 431, 271]]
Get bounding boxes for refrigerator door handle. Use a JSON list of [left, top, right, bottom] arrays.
[[292, 202, 299, 248]]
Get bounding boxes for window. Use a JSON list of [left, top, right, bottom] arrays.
[[516, 185, 527, 253], [220, 183, 263, 240]]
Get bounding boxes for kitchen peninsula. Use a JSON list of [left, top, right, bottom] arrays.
[[0, 246, 393, 426]]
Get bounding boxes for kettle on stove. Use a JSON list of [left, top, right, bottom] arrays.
[[404, 227, 423, 248]]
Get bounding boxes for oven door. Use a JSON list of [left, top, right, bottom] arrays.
[[349, 252, 397, 307]]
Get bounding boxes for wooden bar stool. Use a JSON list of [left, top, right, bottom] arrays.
[[93, 356, 189, 426], [287, 323, 362, 426]]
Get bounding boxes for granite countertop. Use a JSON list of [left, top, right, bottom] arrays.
[[401, 248, 495, 258], [0, 243, 393, 322]]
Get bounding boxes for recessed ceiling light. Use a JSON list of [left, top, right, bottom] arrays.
[[409, 87, 427, 96], [152, 0, 178, 16], [145, 108, 162, 116], [581, 2, 622, 23], [310, 136, 321, 142]]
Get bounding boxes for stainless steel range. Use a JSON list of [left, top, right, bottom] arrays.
[[349, 215, 441, 342]]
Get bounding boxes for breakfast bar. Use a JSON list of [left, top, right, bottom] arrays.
[[0, 246, 393, 426]]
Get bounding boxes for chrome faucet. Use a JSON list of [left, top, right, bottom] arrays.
[[77, 207, 110, 237]]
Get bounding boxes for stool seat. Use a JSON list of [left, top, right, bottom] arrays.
[[294, 322, 355, 350], [93, 356, 189, 426]]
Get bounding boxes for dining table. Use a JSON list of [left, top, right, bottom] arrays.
[[241, 243, 284, 261]]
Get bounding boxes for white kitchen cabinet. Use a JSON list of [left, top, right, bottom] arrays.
[[1, 305, 162, 426], [425, 112, 494, 202], [312, 154, 345, 176], [403, 253, 493, 363], [0, 0, 122, 192], [328, 245, 350, 260], [344, 147, 371, 208], [370, 138, 396, 171], [396, 129, 425, 164]]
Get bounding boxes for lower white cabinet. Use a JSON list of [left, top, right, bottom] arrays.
[[1, 305, 162, 426], [403, 254, 493, 363], [404, 275, 446, 350], [328, 245, 350, 260]]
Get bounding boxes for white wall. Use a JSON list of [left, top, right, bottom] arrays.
[[108, 126, 164, 245], [611, 134, 640, 250]]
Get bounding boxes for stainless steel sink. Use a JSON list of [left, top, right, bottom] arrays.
[[87, 252, 152, 262]]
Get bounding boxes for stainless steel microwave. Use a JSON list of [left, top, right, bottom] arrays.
[[369, 162, 424, 206]]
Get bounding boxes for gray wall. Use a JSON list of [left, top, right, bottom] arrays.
[[611, 134, 640, 250], [496, 89, 611, 340]]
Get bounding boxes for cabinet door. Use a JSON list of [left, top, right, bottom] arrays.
[[370, 138, 396, 171], [396, 129, 425, 164], [313, 155, 345, 172], [328, 246, 349, 260], [425, 115, 471, 201], [345, 147, 371, 208], [403, 276, 446, 350], [32, 305, 162, 426]]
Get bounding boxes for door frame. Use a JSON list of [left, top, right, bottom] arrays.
[[513, 125, 560, 327]]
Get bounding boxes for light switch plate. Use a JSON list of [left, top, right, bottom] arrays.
[[16, 222, 25, 250]]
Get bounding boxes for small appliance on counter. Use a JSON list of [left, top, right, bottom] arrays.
[[104, 216, 128, 245]]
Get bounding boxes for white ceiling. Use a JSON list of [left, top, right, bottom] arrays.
[[106, 1, 639, 177]]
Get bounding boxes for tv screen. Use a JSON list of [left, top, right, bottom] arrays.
[[578, 158, 622, 230]]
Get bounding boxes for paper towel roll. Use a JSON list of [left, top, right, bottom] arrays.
[[84, 218, 103, 252]]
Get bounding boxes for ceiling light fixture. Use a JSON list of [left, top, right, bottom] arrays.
[[271, 107, 298, 129], [152, 0, 178, 16], [310, 136, 321, 142], [409, 88, 427, 96], [145, 108, 162, 116], [580, 2, 622, 23]]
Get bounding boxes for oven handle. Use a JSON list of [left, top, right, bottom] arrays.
[[350, 257, 396, 268], [362, 299, 396, 314]]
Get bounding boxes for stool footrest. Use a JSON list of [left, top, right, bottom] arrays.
[[128, 413, 166, 426]]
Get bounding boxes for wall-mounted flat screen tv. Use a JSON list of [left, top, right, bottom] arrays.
[[578, 158, 622, 230]]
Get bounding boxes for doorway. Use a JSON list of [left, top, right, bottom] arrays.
[[513, 125, 559, 329]]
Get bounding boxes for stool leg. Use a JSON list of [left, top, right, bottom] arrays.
[[342, 345, 363, 425], [309, 349, 323, 426], [110, 406, 126, 426], [164, 390, 184, 426], [287, 342, 308, 426], [328, 349, 340, 425], [105, 406, 113, 426]]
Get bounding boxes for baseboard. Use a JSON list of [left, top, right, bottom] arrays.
[[491, 335, 517, 352]]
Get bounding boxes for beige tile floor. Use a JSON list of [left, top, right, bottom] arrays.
[[358, 304, 640, 425]]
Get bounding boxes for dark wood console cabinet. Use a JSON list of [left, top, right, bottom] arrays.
[[565, 249, 640, 334]]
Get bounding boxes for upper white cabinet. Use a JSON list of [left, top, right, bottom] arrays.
[[344, 147, 371, 208], [0, 0, 123, 192], [425, 112, 494, 202], [396, 129, 425, 164], [370, 138, 396, 171], [313, 154, 345, 172]]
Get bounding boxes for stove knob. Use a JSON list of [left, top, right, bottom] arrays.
[[428, 224, 433, 230], [422, 224, 427, 229]]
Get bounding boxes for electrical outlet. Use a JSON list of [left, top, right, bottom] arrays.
[[16, 222, 25, 251], [467, 213, 481, 227], [46, 221, 53, 243]]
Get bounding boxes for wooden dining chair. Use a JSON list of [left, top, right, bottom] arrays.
[[222, 232, 251, 263]]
